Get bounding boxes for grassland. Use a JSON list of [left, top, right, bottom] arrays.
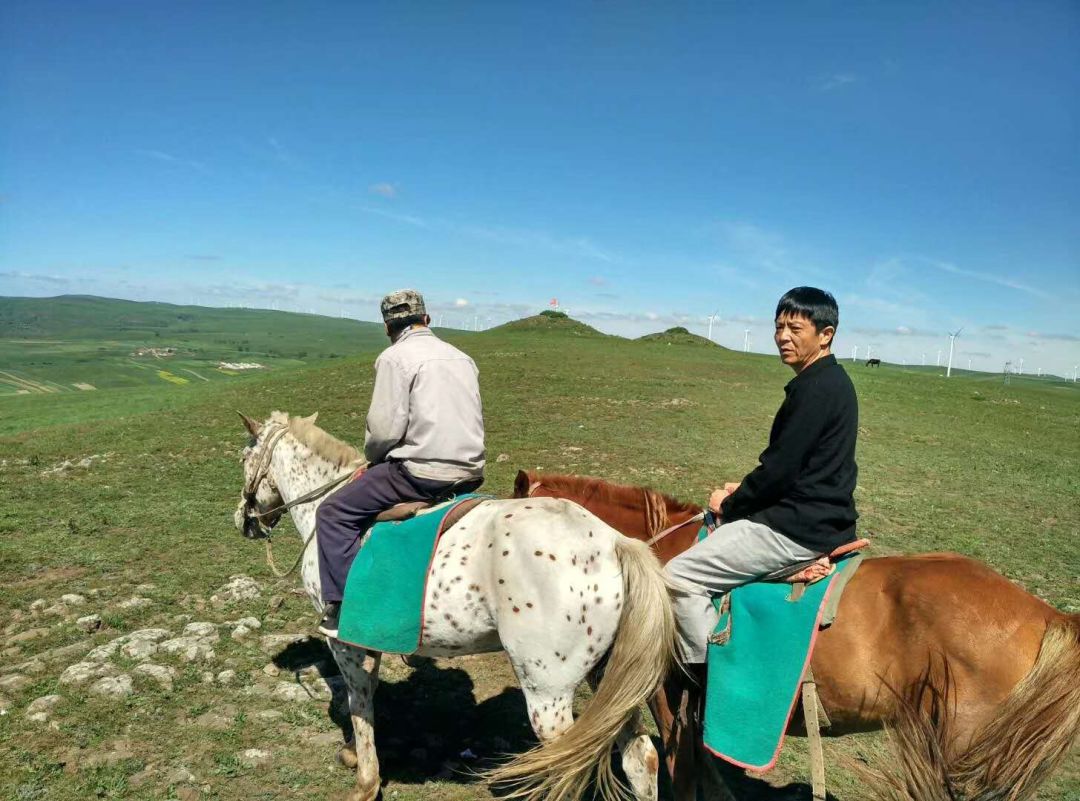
[[0, 305, 1077, 800], [0, 295, 387, 399]]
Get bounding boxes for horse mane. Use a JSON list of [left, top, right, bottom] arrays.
[[531, 472, 702, 536], [273, 410, 362, 468]]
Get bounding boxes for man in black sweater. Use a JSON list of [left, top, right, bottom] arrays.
[[666, 286, 859, 663]]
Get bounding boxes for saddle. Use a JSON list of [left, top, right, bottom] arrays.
[[762, 539, 870, 585], [374, 496, 485, 530]]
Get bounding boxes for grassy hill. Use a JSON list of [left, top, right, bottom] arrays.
[[637, 326, 723, 347], [491, 309, 607, 337], [0, 295, 388, 396], [0, 301, 1077, 799]]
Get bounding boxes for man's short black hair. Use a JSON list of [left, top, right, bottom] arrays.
[[387, 313, 428, 339], [775, 287, 839, 332]]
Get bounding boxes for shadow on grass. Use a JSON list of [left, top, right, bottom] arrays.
[[269, 641, 837, 800], [269, 642, 536, 787]]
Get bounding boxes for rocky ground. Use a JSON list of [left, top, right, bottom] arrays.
[[0, 571, 539, 800]]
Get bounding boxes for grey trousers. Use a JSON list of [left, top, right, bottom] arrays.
[[664, 518, 819, 663]]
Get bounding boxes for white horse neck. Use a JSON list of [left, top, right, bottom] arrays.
[[269, 434, 353, 606]]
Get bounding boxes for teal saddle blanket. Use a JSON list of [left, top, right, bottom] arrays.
[[336, 494, 489, 654], [702, 537, 863, 771]]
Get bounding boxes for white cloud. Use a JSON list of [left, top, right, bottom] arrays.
[[369, 183, 397, 198], [924, 259, 1056, 301], [454, 298, 469, 307], [816, 73, 859, 92], [135, 149, 210, 175]]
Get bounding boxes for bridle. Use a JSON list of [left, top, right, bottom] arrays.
[[239, 424, 291, 539], [238, 422, 362, 577]]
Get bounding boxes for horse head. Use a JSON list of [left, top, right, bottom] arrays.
[[234, 410, 291, 539], [513, 469, 546, 499]]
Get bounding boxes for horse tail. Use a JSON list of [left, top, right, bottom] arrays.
[[485, 534, 676, 801], [864, 615, 1080, 801]]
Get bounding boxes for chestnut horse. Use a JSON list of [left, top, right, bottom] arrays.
[[515, 470, 1080, 800]]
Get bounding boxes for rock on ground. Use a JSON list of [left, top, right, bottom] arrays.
[[237, 748, 271, 768], [132, 663, 178, 690], [210, 575, 261, 607], [60, 661, 117, 687], [6, 627, 50, 645], [0, 674, 31, 693], [157, 636, 215, 662], [24, 694, 62, 723], [182, 622, 219, 640], [60, 594, 86, 606], [116, 597, 153, 611], [76, 614, 102, 633], [89, 675, 133, 699], [259, 633, 308, 653]]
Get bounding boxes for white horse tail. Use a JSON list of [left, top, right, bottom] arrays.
[[487, 535, 677, 801]]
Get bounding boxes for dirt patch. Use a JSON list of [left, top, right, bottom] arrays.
[[8, 566, 88, 588]]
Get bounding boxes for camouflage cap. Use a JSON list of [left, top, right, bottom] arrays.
[[380, 289, 427, 322]]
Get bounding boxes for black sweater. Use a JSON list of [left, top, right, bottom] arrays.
[[720, 354, 859, 552]]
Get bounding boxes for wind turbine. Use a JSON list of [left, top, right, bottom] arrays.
[[743, 329, 751, 353], [706, 309, 720, 342], [946, 327, 962, 378], [1017, 357, 1024, 376], [851, 345, 858, 362]]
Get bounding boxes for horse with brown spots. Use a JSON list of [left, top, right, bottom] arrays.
[[515, 470, 1080, 801], [234, 412, 679, 801]]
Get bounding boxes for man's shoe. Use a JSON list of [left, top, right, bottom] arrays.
[[318, 603, 341, 639]]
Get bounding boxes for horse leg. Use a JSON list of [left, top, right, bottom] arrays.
[[331, 643, 382, 801], [648, 677, 699, 801]]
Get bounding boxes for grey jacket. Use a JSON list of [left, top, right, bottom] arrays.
[[363, 327, 485, 481]]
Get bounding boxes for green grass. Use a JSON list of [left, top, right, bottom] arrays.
[[0, 306, 1077, 799], [0, 295, 388, 397]]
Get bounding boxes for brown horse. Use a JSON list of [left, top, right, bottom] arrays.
[[514, 470, 1080, 800]]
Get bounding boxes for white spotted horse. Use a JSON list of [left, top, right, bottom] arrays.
[[234, 411, 676, 801]]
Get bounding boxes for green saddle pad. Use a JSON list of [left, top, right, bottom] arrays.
[[336, 494, 489, 654], [701, 531, 862, 770]]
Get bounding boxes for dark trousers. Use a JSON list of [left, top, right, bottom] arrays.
[[315, 461, 482, 604]]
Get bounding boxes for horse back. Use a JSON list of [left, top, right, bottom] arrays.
[[809, 552, 1062, 736]]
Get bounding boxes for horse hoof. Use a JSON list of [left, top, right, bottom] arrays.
[[337, 745, 358, 769]]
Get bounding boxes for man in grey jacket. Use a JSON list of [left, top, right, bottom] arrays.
[[315, 289, 485, 637]]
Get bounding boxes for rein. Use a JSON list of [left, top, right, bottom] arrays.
[[645, 511, 705, 547]]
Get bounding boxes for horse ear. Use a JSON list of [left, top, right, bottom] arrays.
[[303, 412, 319, 426], [513, 470, 532, 498], [238, 411, 261, 437]]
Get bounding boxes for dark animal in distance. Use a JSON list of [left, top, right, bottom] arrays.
[[866, 358, 881, 367]]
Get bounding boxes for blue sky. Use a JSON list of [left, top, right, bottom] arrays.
[[2, 2, 1078, 376]]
